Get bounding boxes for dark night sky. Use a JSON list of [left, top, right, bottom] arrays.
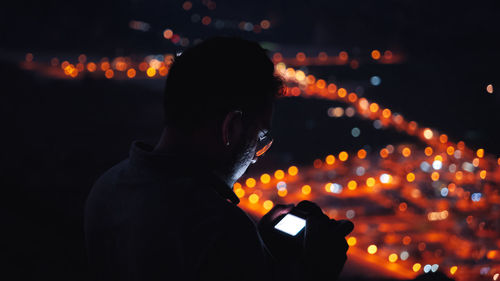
[[1, 0, 499, 152]]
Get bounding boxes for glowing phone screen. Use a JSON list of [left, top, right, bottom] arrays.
[[274, 213, 306, 236]]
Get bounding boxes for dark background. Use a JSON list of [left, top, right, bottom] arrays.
[[1, 0, 499, 280]]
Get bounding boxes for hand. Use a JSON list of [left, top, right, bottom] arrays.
[[257, 203, 298, 261], [295, 201, 353, 281], [258, 201, 354, 281]]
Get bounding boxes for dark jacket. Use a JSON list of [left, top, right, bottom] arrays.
[[84, 141, 274, 281]]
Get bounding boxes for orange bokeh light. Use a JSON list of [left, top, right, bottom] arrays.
[[357, 149, 367, 159], [371, 50, 381, 60], [325, 155, 335, 165], [127, 68, 136, 78], [274, 169, 285, 180], [246, 178, 256, 188], [338, 88, 347, 98], [288, 166, 299, 176], [104, 69, 114, 79], [87, 62, 97, 72]]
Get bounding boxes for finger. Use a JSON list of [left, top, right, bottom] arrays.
[[262, 204, 294, 222], [332, 219, 354, 236], [295, 200, 325, 217]]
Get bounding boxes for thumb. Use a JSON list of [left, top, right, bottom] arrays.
[[260, 204, 294, 224]]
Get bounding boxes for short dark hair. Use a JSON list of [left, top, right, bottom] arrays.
[[163, 36, 284, 132]]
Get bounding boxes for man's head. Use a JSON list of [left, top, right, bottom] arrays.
[[160, 36, 284, 186]]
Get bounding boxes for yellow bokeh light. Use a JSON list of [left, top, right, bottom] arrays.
[[146, 67, 156, 77], [274, 169, 285, 180], [260, 173, 271, 184], [434, 155, 443, 162], [301, 185, 311, 195], [338, 88, 347, 98], [382, 108, 391, 118], [366, 177, 376, 187], [347, 237, 357, 246], [367, 245, 378, 254], [288, 166, 299, 176], [347, 180, 357, 190], [480, 170, 487, 179], [388, 253, 398, 263], [406, 173, 415, 182], [431, 172, 440, 181], [446, 146, 455, 155], [423, 128, 433, 140], [369, 103, 379, 113], [277, 189, 288, 197], [413, 263, 421, 272], [286, 68, 295, 78], [402, 147, 411, 157], [339, 151, 349, 162], [295, 70, 305, 81], [450, 266, 458, 275], [477, 148, 484, 158], [246, 178, 256, 188], [234, 188, 245, 198], [358, 98, 369, 111], [248, 193, 259, 204], [325, 155, 336, 165], [263, 200, 273, 210]]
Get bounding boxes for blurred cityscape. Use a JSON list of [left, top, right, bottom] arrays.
[[1, 0, 499, 280]]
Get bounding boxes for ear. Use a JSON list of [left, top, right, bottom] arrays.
[[222, 110, 243, 147]]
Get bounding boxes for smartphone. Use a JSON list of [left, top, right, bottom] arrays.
[[274, 213, 306, 236]]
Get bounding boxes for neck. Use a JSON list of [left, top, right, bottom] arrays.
[[154, 127, 234, 189]]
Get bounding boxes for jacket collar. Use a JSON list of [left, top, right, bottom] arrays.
[[129, 140, 240, 205]]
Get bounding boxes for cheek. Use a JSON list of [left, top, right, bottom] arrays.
[[234, 138, 257, 166]]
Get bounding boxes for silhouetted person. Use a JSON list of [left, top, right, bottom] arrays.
[[84, 36, 353, 281]]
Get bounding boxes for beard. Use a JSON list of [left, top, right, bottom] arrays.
[[226, 131, 258, 185]]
